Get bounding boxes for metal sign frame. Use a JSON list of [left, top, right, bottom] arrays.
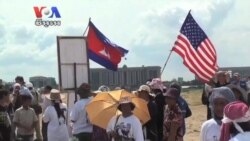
[[57, 36, 90, 101]]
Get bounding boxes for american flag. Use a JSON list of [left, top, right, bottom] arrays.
[[173, 12, 218, 82]]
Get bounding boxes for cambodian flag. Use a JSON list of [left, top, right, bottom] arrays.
[[87, 21, 128, 71]]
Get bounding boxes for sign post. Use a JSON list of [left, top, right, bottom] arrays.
[[57, 36, 90, 136]]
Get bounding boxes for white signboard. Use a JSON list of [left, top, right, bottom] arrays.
[[57, 36, 89, 90]]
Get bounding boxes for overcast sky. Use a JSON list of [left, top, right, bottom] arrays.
[[0, 0, 250, 82]]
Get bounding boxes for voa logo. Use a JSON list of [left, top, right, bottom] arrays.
[[34, 6, 61, 27]]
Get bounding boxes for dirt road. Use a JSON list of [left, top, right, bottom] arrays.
[[182, 89, 207, 141]]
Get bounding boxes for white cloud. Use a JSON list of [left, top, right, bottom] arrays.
[[0, 0, 250, 83]]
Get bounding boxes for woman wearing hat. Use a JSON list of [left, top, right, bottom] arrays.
[[42, 89, 69, 141], [163, 88, 184, 141], [138, 85, 158, 141], [106, 96, 144, 141], [220, 101, 250, 141], [200, 87, 236, 141], [149, 78, 165, 141]]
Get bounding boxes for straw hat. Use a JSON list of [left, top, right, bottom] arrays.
[[117, 96, 135, 111], [45, 89, 65, 101], [138, 85, 151, 93]]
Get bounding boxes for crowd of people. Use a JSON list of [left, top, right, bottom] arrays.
[[0, 71, 250, 141], [201, 71, 250, 141], [0, 76, 192, 141]]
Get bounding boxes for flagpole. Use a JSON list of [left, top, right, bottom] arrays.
[[161, 49, 173, 76], [83, 17, 91, 36]]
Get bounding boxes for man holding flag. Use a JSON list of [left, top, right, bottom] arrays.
[[161, 11, 218, 141]]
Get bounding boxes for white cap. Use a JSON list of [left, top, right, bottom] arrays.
[[19, 87, 33, 99], [98, 85, 110, 92]]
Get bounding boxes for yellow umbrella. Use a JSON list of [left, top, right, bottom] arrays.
[[85, 89, 150, 129]]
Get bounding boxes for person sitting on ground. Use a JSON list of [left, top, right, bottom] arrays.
[[220, 101, 250, 141], [169, 83, 192, 137], [13, 94, 38, 141], [163, 88, 184, 141], [43, 89, 69, 141], [200, 87, 236, 141], [0, 89, 11, 141], [70, 83, 93, 141], [107, 96, 144, 141], [138, 85, 158, 141]]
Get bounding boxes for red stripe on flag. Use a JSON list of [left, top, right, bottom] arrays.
[[199, 42, 216, 63], [198, 44, 217, 70], [177, 35, 215, 76], [207, 39, 216, 56], [173, 47, 210, 82], [174, 41, 212, 80], [173, 34, 217, 82], [203, 40, 216, 61]]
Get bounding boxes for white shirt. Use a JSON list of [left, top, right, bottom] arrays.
[[200, 119, 221, 141], [229, 132, 250, 141], [41, 94, 51, 112], [107, 115, 144, 141], [70, 98, 93, 134], [43, 104, 69, 141]]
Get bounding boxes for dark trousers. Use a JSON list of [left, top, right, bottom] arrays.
[[42, 121, 48, 141], [73, 133, 92, 141]]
